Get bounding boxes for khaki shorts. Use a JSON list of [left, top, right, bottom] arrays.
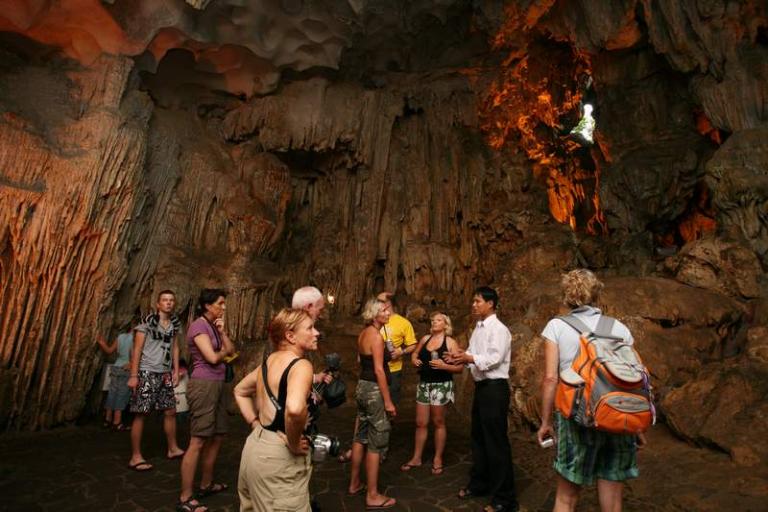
[[354, 380, 391, 453], [238, 424, 312, 512], [187, 378, 229, 437]]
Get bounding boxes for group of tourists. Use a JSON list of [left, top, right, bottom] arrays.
[[97, 269, 647, 512]]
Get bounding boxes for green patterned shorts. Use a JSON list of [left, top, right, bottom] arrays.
[[415, 380, 454, 406], [554, 412, 639, 485]]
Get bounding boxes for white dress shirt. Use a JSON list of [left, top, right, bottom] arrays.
[[466, 313, 512, 381]]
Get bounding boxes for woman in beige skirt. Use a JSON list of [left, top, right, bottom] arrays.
[[234, 308, 319, 511]]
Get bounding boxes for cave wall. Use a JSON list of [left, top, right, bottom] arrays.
[[0, 1, 766, 466], [0, 51, 152, 429]]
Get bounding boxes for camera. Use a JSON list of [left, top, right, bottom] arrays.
[[309, 433, 341, 463], [317, 353, 346, 409]]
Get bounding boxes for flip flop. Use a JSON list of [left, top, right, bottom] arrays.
[[400, 462, 422, 472], [176, 497, 208, 512], [167, 451, 185, 460], [366, 497, 396, 510], [346, 484, 367, 497], [128, 460, 153, 472], [197, 482, 228, 498], [431, 465, 444, 475]]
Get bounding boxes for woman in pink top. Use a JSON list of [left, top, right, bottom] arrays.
[[177, 289, 235, 512]]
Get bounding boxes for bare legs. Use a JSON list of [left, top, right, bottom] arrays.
[[129, 413, 148, 466], [199, 435, 225, 489], [348, 441, 395, 507], [431, 405, 446, 471], [164, 409, 184, 458], [348, 441, 366, 494], [553, 475, 624, 512], [181, 437, 205, 501], [597, 479, 623, 512], [128, 409, 183, 466], [402, 404, 430, 468], [553, 475, 580, 512], [403, 404, 447, 472], [180, 434, 226, 502]]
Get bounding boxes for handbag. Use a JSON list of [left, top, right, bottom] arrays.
[[224, 362, 235, 383]]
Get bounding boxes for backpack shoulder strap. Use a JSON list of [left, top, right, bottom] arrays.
[[557, 315, 593, 336], [594, 315, 624, 340]]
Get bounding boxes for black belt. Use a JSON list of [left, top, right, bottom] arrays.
[[475, 378, 508, 387]]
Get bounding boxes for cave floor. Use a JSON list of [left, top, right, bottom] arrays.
[[2, 370, 766, 512]]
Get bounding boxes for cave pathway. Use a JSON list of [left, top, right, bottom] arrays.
[[1, 364, 763, 511]]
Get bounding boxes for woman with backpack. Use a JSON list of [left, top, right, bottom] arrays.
[[399, 312, 463, 475], [537, 269, 649, 512]]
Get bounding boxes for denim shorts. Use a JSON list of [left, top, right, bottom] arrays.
[[106, 367, 131, 410]]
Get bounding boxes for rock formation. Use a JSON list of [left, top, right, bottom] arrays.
[[0, 1, 766, 472]]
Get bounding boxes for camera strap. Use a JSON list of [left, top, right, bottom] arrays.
[[262, 355, 282, 412], [261, 354, 302, 414]]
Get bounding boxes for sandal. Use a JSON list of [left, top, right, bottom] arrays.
[[431, 465, 444, 475], [366, 497, 396, 510], [346, 484, 366, 496], [458, 487, 483, 500], [112, 423, 131, 432], [400, 462, 422, 472], [167, 450, 185, 460], [337, 449, 352, 463], [128, 460, 153, 472], [197, 482, 228, 498], [176, 498, 207, 512]]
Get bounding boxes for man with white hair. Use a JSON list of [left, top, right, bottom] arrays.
[[291, 286, 332, 387], [291, 286, 326, 321]]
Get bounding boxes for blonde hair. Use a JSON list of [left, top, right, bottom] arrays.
[[269, 308, 311, 348], [561, 269, 603, 308], [361, 298, 387, 324], [430, 311, 453, 335]]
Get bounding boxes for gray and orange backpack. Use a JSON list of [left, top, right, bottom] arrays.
[[555, 314, 655, 435]]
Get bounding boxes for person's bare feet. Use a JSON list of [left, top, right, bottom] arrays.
[[365, 494, 396, 510], [128, 455, 148, 468], [347, 483, 366, 496], [167, 448, 185, 459], [400, 458, 422, 471], [338, 448, 353, 463]]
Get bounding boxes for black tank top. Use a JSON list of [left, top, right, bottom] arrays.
[[359, 349, 392, 383], [262, 356, 308, 433], [418, 335, 453, 383]]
